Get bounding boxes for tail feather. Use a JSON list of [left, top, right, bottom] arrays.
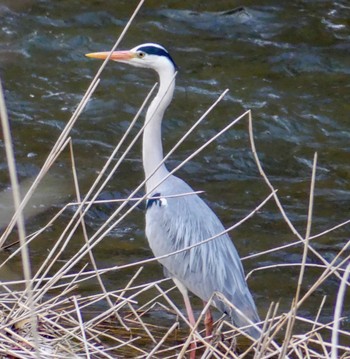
[[213, 291, 261, 339], [231, 309, 261, 340]]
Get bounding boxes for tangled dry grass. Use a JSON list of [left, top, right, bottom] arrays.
[[0, 1, 349, 358]]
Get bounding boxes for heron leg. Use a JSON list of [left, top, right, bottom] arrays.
[[183, 292, 197, 359], [173, 278, 197, 359], [183, 291, 196, 327], [203, 301, 213, 337]]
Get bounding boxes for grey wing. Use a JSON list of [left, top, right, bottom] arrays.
[[145, 176, 260, 334]]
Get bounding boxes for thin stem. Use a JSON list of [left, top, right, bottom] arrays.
[[0, 80, 39, 356]]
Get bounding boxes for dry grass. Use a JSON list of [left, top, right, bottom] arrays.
[[0, 1, 349, 358]]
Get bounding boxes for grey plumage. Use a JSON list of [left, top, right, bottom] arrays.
[[86, 43, 260, 340], [146, 175, 260, 338]]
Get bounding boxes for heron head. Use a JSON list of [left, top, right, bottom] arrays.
[[86, 43, 177, 73]]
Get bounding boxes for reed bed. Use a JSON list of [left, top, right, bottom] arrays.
[[0, 1, 349, 358]]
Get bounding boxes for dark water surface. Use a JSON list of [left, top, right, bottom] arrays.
[[0, 0, 349, 339]]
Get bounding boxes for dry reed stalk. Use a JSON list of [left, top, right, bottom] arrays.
[[243, 213, 350, 262], [25, 87, 231, 314], [279, 152, 318, 359], [331, 261, 350, 359], [248, 112, 347, 283], [0, 0, 146, 247], [69, 138, 127, 331], [145, 321, 178, 359], [0, 79, 40, 357], [20, 186, 274, 293], [72, 295, 90, 358], [29, 82, 155, 295]]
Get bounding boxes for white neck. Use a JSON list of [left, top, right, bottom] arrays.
[[143, 67, 176, 193]]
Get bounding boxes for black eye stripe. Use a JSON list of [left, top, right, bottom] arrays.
[[136, 46, 178, 70], [146, 192, 161, 209], [137, 46, 168, 57]]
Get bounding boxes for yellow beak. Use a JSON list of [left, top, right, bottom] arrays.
[[85, 50, 134, 61]]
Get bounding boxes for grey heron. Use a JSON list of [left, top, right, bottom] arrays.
[[86, 43, 261, 353]]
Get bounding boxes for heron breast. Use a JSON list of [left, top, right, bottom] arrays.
[[146, 192, 168, 209]]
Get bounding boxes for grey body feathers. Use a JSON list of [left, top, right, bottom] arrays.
[[146, 174, 260, 338]]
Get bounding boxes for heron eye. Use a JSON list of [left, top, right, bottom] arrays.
[[137, 51, 146, 58]]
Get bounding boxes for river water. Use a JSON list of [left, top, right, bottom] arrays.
[[0, 0, 349, 345]]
